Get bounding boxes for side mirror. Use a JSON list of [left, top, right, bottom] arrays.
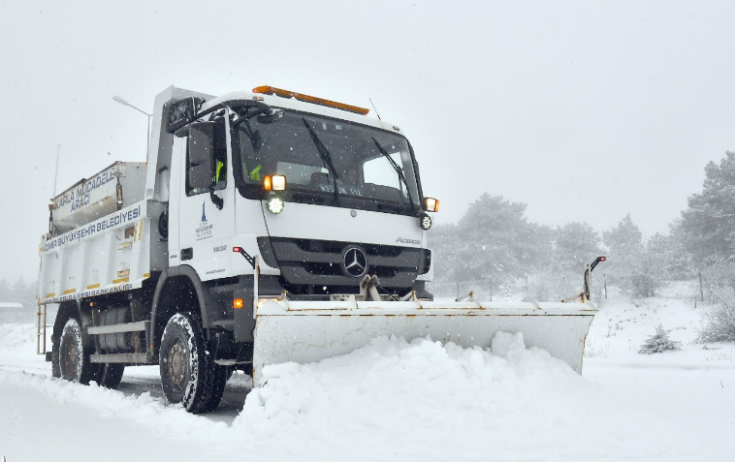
[[188, 121, 215, 191]]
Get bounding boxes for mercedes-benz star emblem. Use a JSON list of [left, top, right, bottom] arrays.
[[343, 247, 368, 278]]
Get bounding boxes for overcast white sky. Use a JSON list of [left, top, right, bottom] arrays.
[[2, 0, 735, 282]]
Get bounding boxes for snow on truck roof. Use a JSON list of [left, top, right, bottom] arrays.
[[201, 86, 406, 136]]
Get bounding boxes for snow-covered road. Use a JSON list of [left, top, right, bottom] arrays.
[[1, 296, 734, 461]]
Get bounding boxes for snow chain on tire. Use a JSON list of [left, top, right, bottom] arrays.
[[159, 312, 225, 413]]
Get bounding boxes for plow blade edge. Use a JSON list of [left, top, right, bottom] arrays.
[[252, 300, 597, 385]]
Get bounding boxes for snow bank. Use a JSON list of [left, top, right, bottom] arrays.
[[235, 334, 696, 460], [0, 324, 699, 460]]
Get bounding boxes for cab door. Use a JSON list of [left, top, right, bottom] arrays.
[[177, 112, 236, 280]]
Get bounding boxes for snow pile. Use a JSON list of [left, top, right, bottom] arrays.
[[235, 333, 695, 460], [0, 324, 701, 460]]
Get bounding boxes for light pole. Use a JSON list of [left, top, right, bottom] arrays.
[[112, 95, 152, 158]]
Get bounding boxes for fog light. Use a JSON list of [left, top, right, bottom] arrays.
[[419, 213, 432, 230], [266, 196, 285, 214]]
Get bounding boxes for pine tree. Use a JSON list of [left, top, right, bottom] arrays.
[[453, 193, 549, 290], [430, 223, 462, 284], [680, 151, 735, 265], [652, 223, 694, 280], [639, 324, 681, 354], [604, 214, 647, 294], [553, 222, 602, 274]]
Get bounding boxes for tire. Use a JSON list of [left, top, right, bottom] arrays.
[[51, 337, 61, 379], [58, 318, 95, 384], [198, 364, 228, 413], [159, 313, 223, 413], [95, 364, 125, 389]]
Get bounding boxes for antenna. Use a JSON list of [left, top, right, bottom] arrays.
[[52, 145, 61, 198], [369, 98, 382, 120]]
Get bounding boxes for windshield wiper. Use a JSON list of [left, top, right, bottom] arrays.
[[371, 138, 416, 212], [303, 118, 340, 203]]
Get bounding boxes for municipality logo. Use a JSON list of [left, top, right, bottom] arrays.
[[196, 201, 213, 241]]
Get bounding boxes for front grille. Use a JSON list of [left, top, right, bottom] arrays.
[[258, 237, 420, 289]]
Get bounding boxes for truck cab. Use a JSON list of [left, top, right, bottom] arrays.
[[165, 86, 435, 303]]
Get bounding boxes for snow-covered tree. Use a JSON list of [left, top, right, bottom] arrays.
[[602, 215, 665, 297], [430, 223, 462, 284], [639, 324, 681, 354], [657, 221, 695, 280], [552, 222, 602, 274], [697, 287, 735, 343], [603, 214, 643, 264], [436, 193, 550, 290], [604, 215, 642, 291], [679, 151, 735, 265]]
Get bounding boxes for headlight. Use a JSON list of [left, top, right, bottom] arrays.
[[419, 213, 432, 230], [264, 174, 287, 191], [266, 196, 285, 214]]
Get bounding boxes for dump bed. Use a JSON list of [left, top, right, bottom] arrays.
[[38, 162, 166, 304]]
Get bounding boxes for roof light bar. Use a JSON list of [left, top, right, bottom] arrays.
[[252, 85, 370, 116]]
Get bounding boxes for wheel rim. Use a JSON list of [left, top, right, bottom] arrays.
[[167, 338, 189, 394], [60, 335, 79, 380]]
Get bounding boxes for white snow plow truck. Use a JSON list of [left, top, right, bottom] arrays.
[[37, 85, 604, 413]]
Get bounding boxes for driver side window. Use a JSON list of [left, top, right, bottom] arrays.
[[185, 117, 228, 196]]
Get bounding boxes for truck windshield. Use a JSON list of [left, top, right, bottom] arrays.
[[232, 109, 421, 216]]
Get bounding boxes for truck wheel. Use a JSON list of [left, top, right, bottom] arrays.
[[58, 318, 95, 384], [197, 364, 228, 413], [51, 337, 61, 379], [159, 313, 220, 413], [95, 364, 125, 389]]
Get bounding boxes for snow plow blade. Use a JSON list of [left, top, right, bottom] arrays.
[[252, 299, 597, 385]]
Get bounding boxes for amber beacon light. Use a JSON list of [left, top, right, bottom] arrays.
[[253, 86, 370, 115]]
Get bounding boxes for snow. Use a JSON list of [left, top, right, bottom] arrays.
[[1, 294, 734, 461]]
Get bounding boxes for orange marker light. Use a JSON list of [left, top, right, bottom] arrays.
[[233, 298, 244, 309], [263, 176, 272, 191], [253, 85, 370, 116]]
